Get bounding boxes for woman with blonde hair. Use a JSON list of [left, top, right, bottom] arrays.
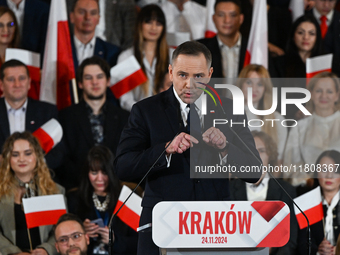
[[284, 72, 340, 187], [0, 132, 64, 255], [117, 4, 170, 111], [237, 64, 288, 164]]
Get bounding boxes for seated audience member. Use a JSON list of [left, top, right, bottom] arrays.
[[284, 72, 340, 187], [160, 0, 206, 40], [54, 213, 90, 255], [0, 7, 19, 65], [0, 59, 63, 169], [271, 15, 322, 79], [307, 0, 340, 76], [0, 0, 49, 60], [237, 64, 288, 164], [58, 57, 129, 190], [230, 130, 297, 254], [0, 132, 65, 255], [69, 0, 120, 69], [67, 145, 138, 255], [118, 4, 170, 111], [297, 150, 340, 255], [198, 0, 248, 81]]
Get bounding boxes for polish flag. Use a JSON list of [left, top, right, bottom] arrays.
[[32, 118, 63, 154], [306, 54, 333, 84], [289, 0, 304, 22], [167, 32, 191, 49], [204, 0, 217, 38], [243, 0, 268, 68], [40, 0, 76, 110], [294, 186, 324, 229], [113, 185, 142, 231], [5, 49, 41, 100], [110, 56, 147, 99], [22, 194, 67, 229]]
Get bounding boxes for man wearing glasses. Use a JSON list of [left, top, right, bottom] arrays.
[[54, 214, 89, 255]]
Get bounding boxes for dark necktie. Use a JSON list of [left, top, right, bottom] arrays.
[[186, 104, 201, 138]]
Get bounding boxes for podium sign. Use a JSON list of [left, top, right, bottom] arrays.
[[153, 201, 290, 248]]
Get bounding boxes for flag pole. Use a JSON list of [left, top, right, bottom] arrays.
[[27, 228, 33, 251], [71, 78, 79, 104]]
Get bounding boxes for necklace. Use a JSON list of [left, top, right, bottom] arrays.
[[15, 175, 36, 198], [93, 192, 110, 212]]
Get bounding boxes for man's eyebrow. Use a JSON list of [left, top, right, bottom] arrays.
[[177, 71, 188, 75]]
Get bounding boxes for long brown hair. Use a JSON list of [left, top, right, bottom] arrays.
[[237, 64, 278, 144], [133, 4, 169, 95], [0, 7, 20, 48], [0, 132, 59, 199]]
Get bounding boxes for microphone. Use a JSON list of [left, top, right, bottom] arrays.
[[202, 85, 311, 255], [108, 131, 180, 255]]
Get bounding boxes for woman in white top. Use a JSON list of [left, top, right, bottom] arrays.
[[284, 72, 340, 186], [237, 64, 288, 164], [118, 4, 170, 111]]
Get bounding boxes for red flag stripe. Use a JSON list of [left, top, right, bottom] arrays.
[[25, 209, 67, 229], [114, 200, 140, 231], [110, 69, 147, 99], [27, 66, 41, 100], [56, 21, 75, 110], [296, 202, 324, 229], [243, 50, 251, 68], [33, 128, 54, 153], [204, 31, 216, 38]]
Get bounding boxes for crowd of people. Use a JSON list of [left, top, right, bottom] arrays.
[[0, 0, 340, 255]]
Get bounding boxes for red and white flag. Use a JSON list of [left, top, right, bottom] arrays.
[[243, 0, 268, 68], [32, 118, 63, 154], [5, 49, 41, 100], [289, 0, 304, 22], [113, 185, 142, 231], [204, 0, 217, 38], [294, 186, 324, 229], [40, 0, 76, 110], [306, 54, 333, 84], [110, 56, 147, 99], [22, 194, 66, 229]]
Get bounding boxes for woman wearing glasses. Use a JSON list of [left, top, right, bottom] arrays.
[[0, 132, 65, 255]]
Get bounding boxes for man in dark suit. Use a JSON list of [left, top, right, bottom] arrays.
[[0, 0, 49, 62], [69, 0, 120, 70], [115, 41, 262, 255], [58, 56, 129, 191], [309, 0, 340, 76], [0, 59, 63, 169], [198, 0, 247, 79]]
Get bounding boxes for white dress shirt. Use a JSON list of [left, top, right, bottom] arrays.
[[5, 99, 27, 134], [313, 7, 334, 27], [73, 35, 96, 65]]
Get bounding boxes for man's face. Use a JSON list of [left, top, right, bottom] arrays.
[[70, 0, 99, 35], [213, 2, 244, 38], [314, 0, 336, 16], [0, 66, 30, 104], [55, 221, 89, 255], [79, 64, 109, 101], [169, 53, 213, 104]]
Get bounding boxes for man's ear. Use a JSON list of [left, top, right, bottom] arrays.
[[78, 82, 83, 89], [55, 242, 60, 253], [0, 80, 3, 92], [69, 12, 75, 24], [169, 64, 173, 82]]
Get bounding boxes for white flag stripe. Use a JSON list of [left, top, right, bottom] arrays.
[[41, 118, 63, 145], [289, 0, 304, 22], [119, 185, 142, 215], [293, 186, 322, 214], [5, 49, 40, 67], [166, 32, 190, 48], [110, 56, 142, 85], [306, 54, 333, 73], [22, 194, 66, 214]]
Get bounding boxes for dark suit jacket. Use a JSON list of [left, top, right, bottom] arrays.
[[197, 35, 248, 78], [58, 100, 129, 190], [230, 178, 298, 255], [0, 0, 49, 63], [0, 97, 63, 170], [71, 36, 121, 70]]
